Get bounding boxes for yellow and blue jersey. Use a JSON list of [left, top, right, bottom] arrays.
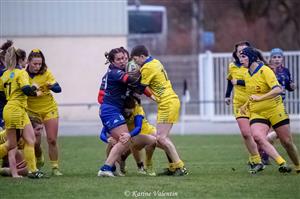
[[126, 104, 155, 135], [227, 62, 248, 104], [0, 69, 30, 108], [244, 63, 282, 112], [0, 129, 6, 144], [140, 57, 178, 103], [27, 69, 58, 113]]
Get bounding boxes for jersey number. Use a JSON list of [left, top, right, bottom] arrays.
[[4, 82, 12, 95], [161, 69, 169, 81]]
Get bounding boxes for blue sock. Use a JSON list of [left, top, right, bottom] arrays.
[[100, 164, 113, 171]]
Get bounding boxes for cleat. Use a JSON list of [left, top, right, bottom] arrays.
[[137, 167, 147, 175], [146, 169, 156, 176], [278, 163, 292, 173], [249, 163, 265, 174], [157, 168, 175, 176], [173, 167, 189, 176], [145, 165, 156, 176], [97, 170, 115, 177], [52, 168, 63, 176], [28, 170, 47, 179], [113, 170, 125, 177]]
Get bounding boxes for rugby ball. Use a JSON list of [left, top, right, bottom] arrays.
[[126, 60, 140, 73]]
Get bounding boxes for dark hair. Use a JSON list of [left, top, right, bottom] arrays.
[[124, 95, 136, 109], [124, 93, 141, 109], [130, 45, 149, 57], [232, 41, 251, 64], [120, 47, 129, 58], [27, 49, 47, 74], [241, 47, 267, 66], [16, 48, 26, 62], [0, 40, 13, 66], [104, 47, 124, 64]]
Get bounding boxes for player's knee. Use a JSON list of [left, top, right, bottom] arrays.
[[241, 131, 252, 140], [240, 126, 251, 138], [252, 133, 264, 145], [157, 136, 168, 146], [148, 136, 157, 145], [47, 137, 57, 146]]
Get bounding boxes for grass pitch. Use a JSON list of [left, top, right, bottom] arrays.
[[0, 134, 299, 199]]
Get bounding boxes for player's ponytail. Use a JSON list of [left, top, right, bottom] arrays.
[[16, 48, 26, 62], [4, 46, 17, 69], [0, 40, 13, 66], [104, 52, 109, 64]]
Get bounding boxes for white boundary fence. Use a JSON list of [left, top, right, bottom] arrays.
[[198, 51, 300, 121]]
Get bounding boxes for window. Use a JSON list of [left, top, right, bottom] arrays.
[[129, 10, 163, 34]]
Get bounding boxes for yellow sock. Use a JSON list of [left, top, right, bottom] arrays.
[[145, 158, 152, 168], [169, 163, 175, 172], [24, 143, 37, 172], [174, 160, 185, 169], [295, 165, 300, 172], [250, 154, 262, 164], [0, 143, 8, 159], [275, 156, 286, 165], [248, 156, 252, 164], [50, 160, 59, 169]]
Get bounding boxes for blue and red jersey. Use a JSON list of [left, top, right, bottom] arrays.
[[274, 66, 294, 100], [100, 64, 129, 110]]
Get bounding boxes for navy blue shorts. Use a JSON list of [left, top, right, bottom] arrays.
[[99, 104, 126, 132]]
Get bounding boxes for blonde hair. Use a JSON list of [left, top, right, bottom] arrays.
[[29, 116, 43, 128], [4, 46, 17, 69]]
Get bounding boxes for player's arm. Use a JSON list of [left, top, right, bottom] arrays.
[[98, 89, 105, 104], [121, 72, 141, 86], [48, 82, 62, 93], [250, 68, 282, 101], [46, 70, 61, 93], [21, 85, 40, 96], [129, 115, 144, 137], [285, 68, 295, 91], [225, 79, 233, 98], [98, 74, 107, 104], [250, 86, 282, 101], [131, 84, 156, 101], [225, 64, 234, 104]]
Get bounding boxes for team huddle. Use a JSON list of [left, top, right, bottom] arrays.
[[225, 41, 300, 174], [0, 40, 62, 178]]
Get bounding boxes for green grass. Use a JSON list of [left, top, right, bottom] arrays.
[[0, 135, 299, 199]]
